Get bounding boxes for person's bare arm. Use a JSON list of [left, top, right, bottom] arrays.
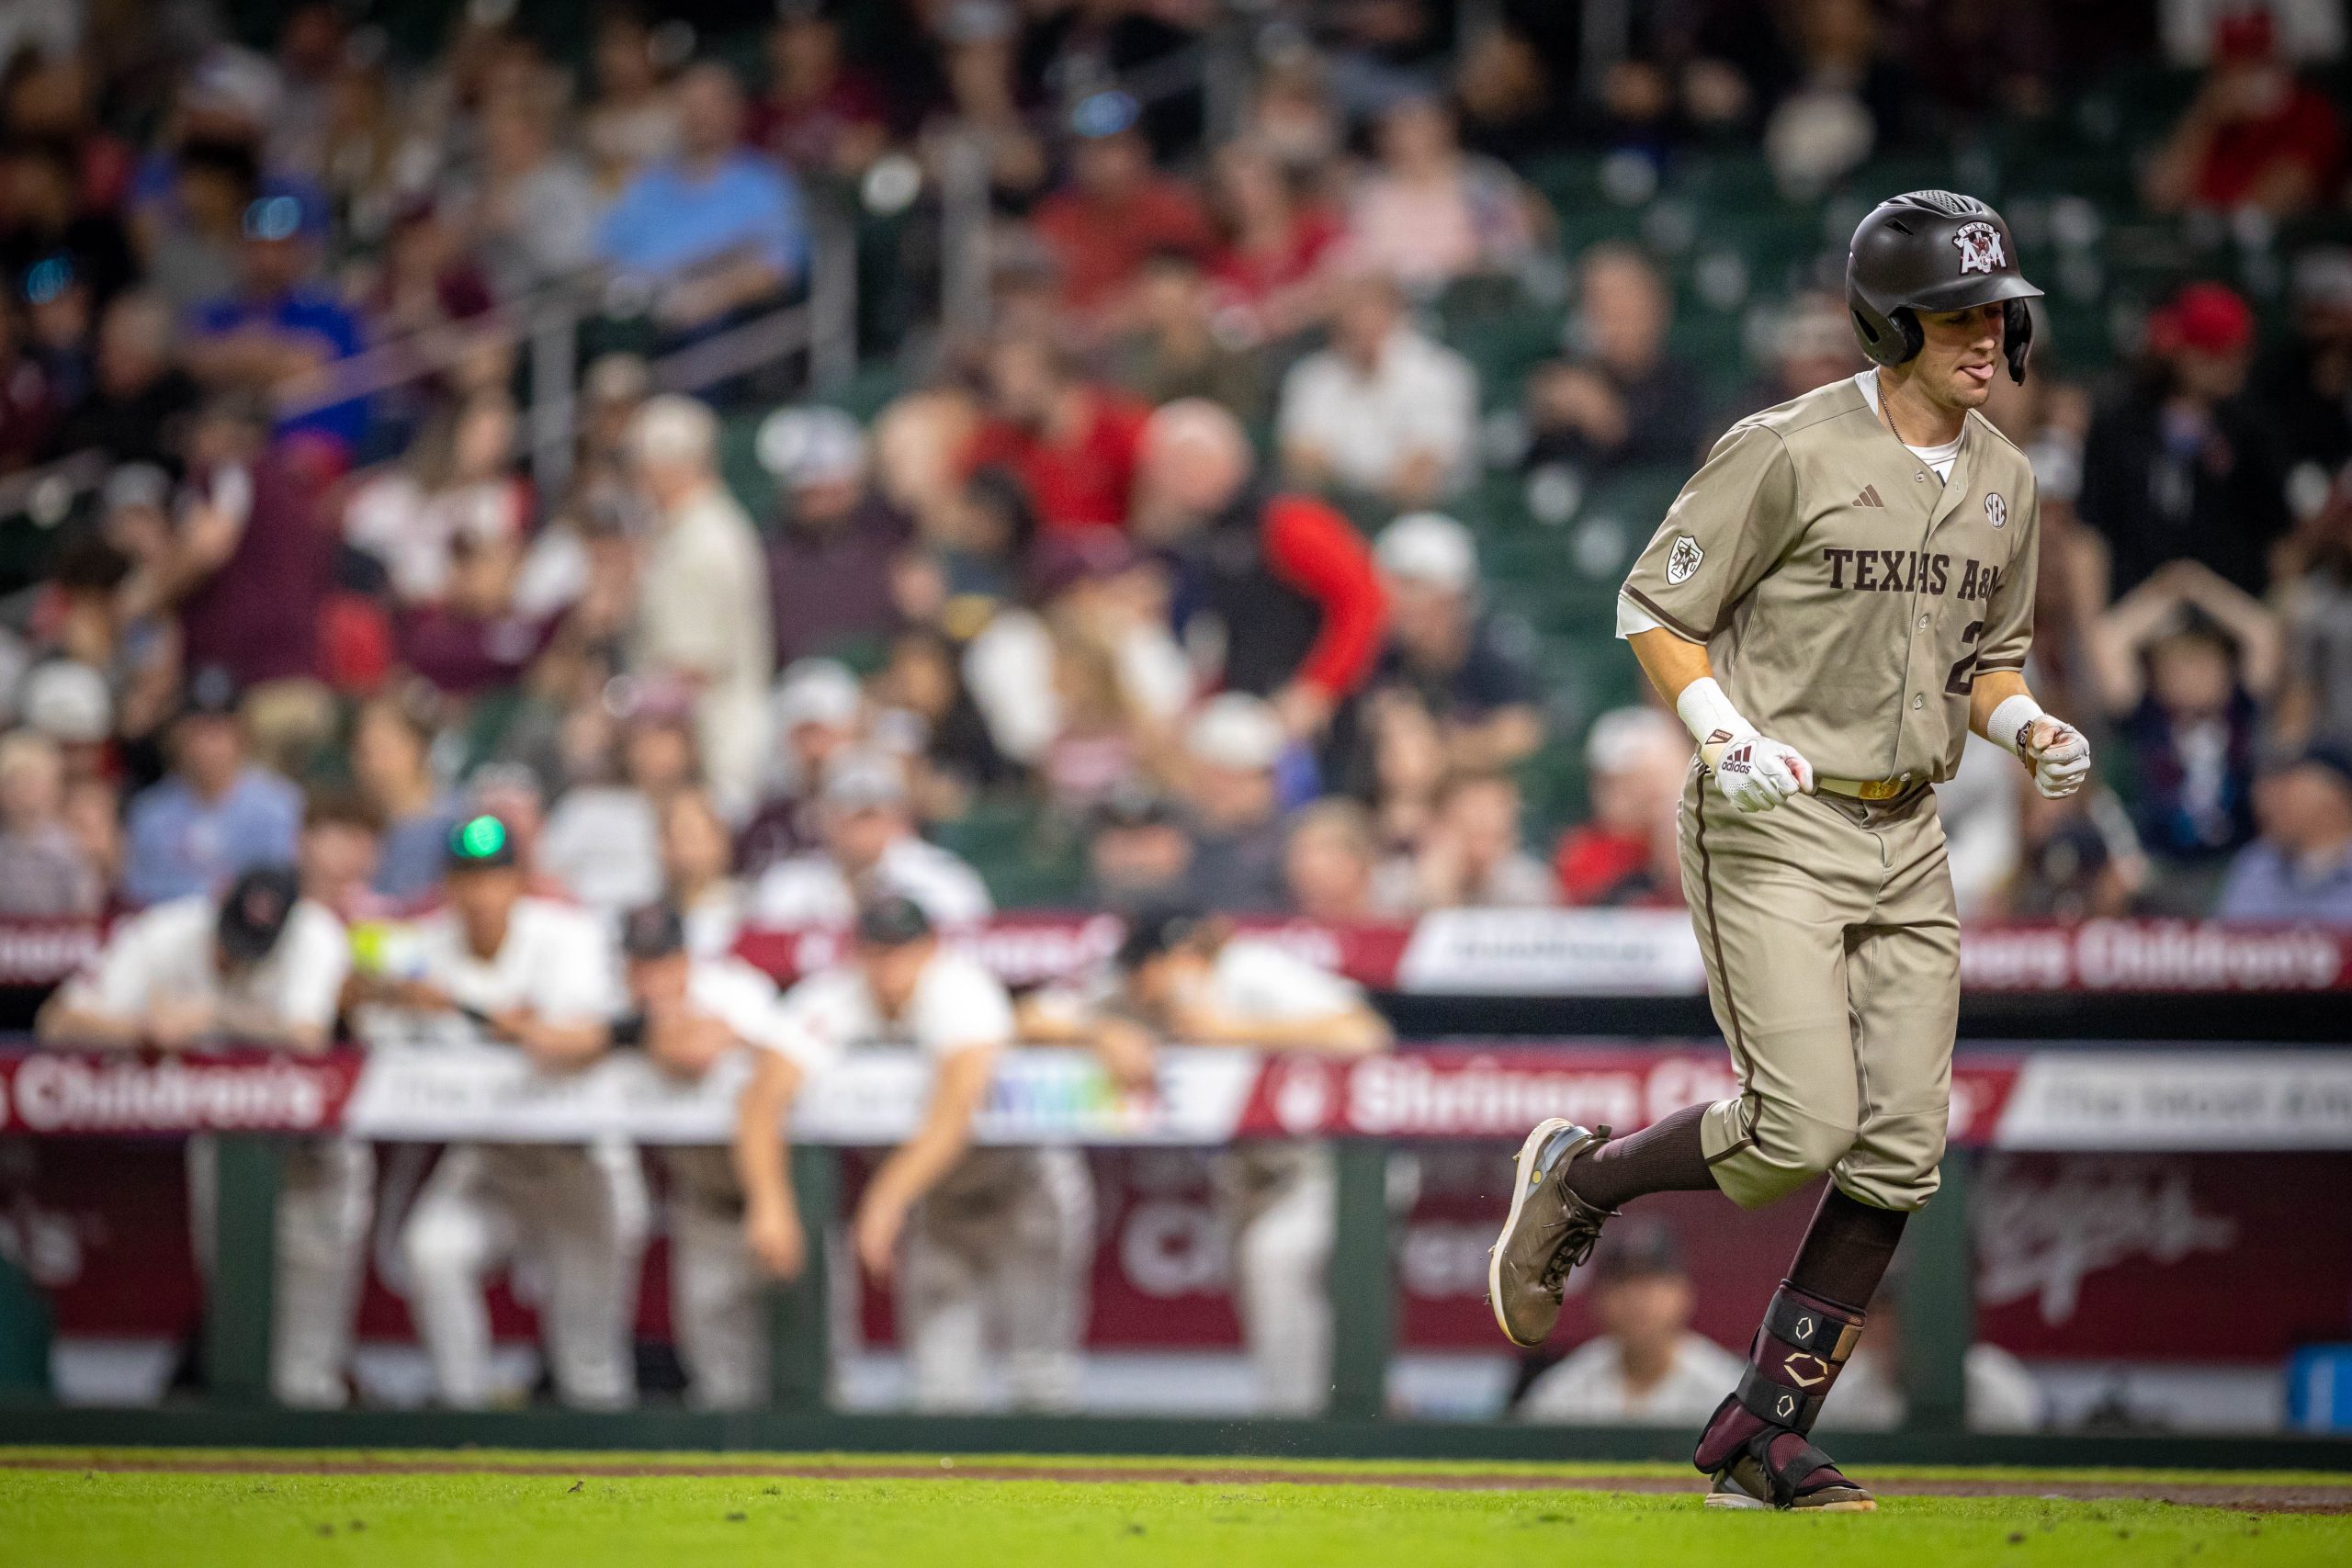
[[1015, 993, 1159, 1091], [1171, 998, 1392, 1056], [34, 996, 142, 1050], [733, 1049, 808, 1280], [2172, 559, 2283, 697], [1444, 705, 1544, 773], [852, 1044, 998, 1280], [490, 1010, 611, 1070], [1626, 625, 1713, 706]]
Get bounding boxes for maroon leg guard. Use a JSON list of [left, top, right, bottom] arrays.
[[1691, 1283, 1866, 1502]]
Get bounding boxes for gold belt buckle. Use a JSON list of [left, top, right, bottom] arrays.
[[1856, 776, 1905, 801]]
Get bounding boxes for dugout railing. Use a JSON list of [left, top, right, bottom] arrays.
[[2, 1037, 2350, 1469]]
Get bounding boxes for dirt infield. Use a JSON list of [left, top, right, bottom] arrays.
[[6, 1452, 2351, 1513]]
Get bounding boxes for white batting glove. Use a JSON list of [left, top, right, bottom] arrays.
[[1989, 694, 2091, 799], [1673, 677, 1815, 814], [1709, 729, 1815, 812], [2020, 716, 2090, 798]]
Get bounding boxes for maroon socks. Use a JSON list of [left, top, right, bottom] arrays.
[[1563, 1105, 1718, 1211], [1692, 1188, 1909, 1498]]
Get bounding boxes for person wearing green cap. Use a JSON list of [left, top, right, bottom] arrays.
[[366, 813, 642, 1411]]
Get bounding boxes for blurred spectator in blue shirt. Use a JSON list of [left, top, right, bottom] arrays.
[[2217, 749, 2352, 925], [597, 62, 806, 336], [122, 667, 302, 906], [183, 183, 366, 455]]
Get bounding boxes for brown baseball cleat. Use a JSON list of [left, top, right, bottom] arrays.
[[1486, 1118, 1615, 1348], [1702, 1442, 1877, 1512]]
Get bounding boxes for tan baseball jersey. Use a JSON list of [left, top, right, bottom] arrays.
[[1620, 376, 2038, 787]]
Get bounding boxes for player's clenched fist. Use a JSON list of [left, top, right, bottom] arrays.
[[2019, 715, 2089, 798], [1709, 730, 1815, 812]]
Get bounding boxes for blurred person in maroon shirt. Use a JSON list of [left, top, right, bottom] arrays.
[[1554, 705, 1691, 908], [1030, 89, 1214, 326], [762, 405, 911, 665], [1133, 399, 1386, 744], [2146, 10, 2344, 217], [397, 529, 560, 699], [158, 400, 340, 772], [962, 330, 1149, 535], [750, 4, 890, 179]]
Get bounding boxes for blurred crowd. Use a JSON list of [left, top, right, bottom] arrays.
[[0, 0, 2346, 964]]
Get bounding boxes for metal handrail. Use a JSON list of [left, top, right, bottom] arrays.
[[2, 197, 859, 522]]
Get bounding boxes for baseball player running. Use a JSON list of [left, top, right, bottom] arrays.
[[1488, 191, 2089, 1510]]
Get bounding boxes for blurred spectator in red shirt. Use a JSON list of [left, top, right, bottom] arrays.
[[1555, 705, 1691, 908], [2146, 10, 2343, 216], [1030, 90, 1214, 324], [1135, 399, 1387, 742], [751, 6, 890, 179], [963, 331, 1148, 534], [1205, 140, 1341, 342]]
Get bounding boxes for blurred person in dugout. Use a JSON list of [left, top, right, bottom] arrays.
[[1020, 908, 1392, 1414], [1515, 1219, 1742, 1426], [353, 815, 644, 1410], [37, 865, 365, 1407], [614, 901, 800, 1411], [736, 897, 1092, 1413]]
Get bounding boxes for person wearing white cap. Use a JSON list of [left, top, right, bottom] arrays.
[[760, 406, 910, 667], [738, 659, 867, 876], [749, 748, 993, 928], [1555, 705, 1692, 907], [1178, 693, 1291, 909], [627, 394, 775, 818], [17, 659, 113, 770], [1370, 513, 1543, 776]]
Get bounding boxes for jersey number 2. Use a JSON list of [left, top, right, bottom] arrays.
[[1944, 620, 1985, 695]]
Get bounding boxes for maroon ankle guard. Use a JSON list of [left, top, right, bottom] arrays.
[[1692, 1283, 1865, 1489]]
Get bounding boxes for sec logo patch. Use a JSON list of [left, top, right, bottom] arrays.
[[1666, 534, 1704, 584], [1984, 491, 2007, 528]]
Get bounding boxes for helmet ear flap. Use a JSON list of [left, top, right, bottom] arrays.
[[2002, 298, 2034, 383], [1890, 305, 1924, 366], [1849, 301, 1924, 368]]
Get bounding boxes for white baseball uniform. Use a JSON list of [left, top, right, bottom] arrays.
[[1196, 940, 1365, 1415], [770, 949, 1092, 1412], [652, 954, 806, 1411], [389, 897, 646, 1409], [58, 895, 366, 1407]]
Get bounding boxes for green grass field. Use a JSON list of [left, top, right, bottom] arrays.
[[3, 1451, 2348, 1566]]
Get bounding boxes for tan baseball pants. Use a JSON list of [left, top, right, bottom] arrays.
[[187, 1134, 375, 1407], [899, 1146, 1093, 1412], [399, 1141, 650, 1409], [1677, 767, 1960, 1213]]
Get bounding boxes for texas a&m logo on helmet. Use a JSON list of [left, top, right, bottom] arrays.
[[1952, 220, 2007, 276]]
